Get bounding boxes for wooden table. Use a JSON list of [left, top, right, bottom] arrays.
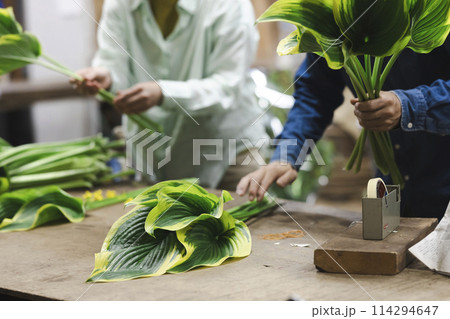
[[0, 194, 448, 301]]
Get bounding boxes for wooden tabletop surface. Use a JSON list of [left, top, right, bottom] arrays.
[[0, 189, 448, 301]]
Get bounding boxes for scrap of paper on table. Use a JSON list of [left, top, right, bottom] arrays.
[[409, 201, 450, 276]]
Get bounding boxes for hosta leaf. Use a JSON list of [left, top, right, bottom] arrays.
[[258, 0, 344, 69], [9, 142, 99, 175], [0, 137, 11, 147], [0, 187, 50, 222], [87, 206, 184, 282], [0, 7, 22, 36], [86, 180, 279, 282], [0, 167, 9, 194], [0, 32, 41, 75], [258, 0, 341, 39], [101, 205, 156, 251], [144, 188, 231, 236], [0, 186, 85, 232], [168, 211, 251, 273], [226, 197, 277, 222], [318, 37, 345, 70], [298, 29, 323, 53], [333, 0, 410, 56], [125, 179, 200, 207], [407, 0, 450, 53], [278, 30, 301, 56]]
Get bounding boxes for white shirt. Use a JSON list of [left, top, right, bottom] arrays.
[[93, 0, 267, 187]]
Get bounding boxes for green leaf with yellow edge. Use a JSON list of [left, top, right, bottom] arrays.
[[258, 0, 341, 39], [144, 186, 231, 236], [257, 0, 344, 69], [0, 7, 22, 36], [333, 0, 410, 56], [277, 28, 324, 56], [407, 0, 450, 53], [298, 29, 324, 53], [0, 186, 85, 232], [0, 32, 41, 75], [125, 179, 200, 207], [0, 187, 45, 223], [86, 181, 277, 282], [277, 29, 301, 56], [168, 211, 251, 273], [87, 206, 184, 282]]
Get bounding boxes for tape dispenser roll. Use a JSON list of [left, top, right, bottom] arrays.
[[367, 178, 388, 198]]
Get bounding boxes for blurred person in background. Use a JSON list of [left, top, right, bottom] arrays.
[[72, 0, 267, 190]]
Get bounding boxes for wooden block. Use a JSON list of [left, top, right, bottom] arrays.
[[314, 218, 438, 275]]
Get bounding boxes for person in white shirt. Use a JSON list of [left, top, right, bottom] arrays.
[[73, 0, 267, 189]]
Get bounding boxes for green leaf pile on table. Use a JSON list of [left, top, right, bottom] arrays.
[[257, 0, 450, 187], [87, 180, 277, 282], [0, 135, 139, 232], [0, 7, 161, 132], [0, 135, 130, 193]]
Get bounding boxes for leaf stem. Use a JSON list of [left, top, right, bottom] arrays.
[[365, 55, 372, 81], [372, 57, 384, 98], [354, 128, 367, 173], [345, 129, 364, 171], [379, 51, 401, 92], [350, 56, 375, 99], [344, 64, 367, 101]]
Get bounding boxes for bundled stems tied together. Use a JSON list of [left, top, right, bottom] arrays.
[[344, 54, 404, 187]]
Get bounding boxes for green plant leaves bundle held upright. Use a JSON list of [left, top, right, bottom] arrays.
[[257, 0, 450, 187], [87, 180, 276, 282], [0, 7, 160, 132]]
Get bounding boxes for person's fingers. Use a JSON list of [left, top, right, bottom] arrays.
[[257, 171, 279, 201], [350, 98, 358, 105], [276, 168, 297, 187], [365, 124, 387, 132], [74, 69, 91, 82], [121, 93, 145, 108], [247, 170, 265, 201], [123, 101, 148, 114], [87, 82, 101, 95], [114, 87, 142, 111], [358, 117, 395, 131], [355, 98, 386, 112], [355, 104, 399, 123], [116, 86, 142, 101], [354, 108, 387, 121], [236, 174, 252, 196]]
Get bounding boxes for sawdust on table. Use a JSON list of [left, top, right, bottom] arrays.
[[261, 230, 305, 240]]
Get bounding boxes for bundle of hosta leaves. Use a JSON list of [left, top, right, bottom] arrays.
[[0, 135, 131, 194], [258, 0, 450, 187], [0, 186, 85, 232], [0, 7, 160, 132], [87, 180, 276, 282]]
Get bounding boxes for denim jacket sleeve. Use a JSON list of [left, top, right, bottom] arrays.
[[394, 79, 450, 135], [271, 54, 346, 170]]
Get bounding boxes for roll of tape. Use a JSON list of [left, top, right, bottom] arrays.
[[367, 178, 387, 198]]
